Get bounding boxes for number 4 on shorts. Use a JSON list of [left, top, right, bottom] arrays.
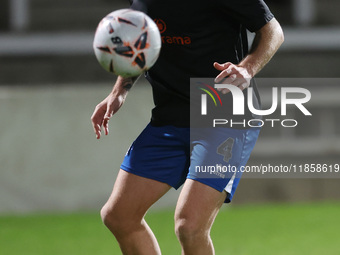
[[216, 138, 234, 162]]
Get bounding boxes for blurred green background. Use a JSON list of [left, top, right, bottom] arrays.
[[0, 0, 340, 254]]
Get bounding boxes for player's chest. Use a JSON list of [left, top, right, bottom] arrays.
[[132, 0, 214, 31]]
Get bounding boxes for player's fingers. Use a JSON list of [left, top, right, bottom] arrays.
[[91, 114, 101, 139], [103, 118, 109, 136], [213, 62, 223, 70], [219, 75, 249, 94], [103, 106, 114, 136], [221, 74, 237, 85], [232, 76, 250, 90], [216, 73, 237, 94], [93, 123, 101, 139], [213, 62, 232, 71], [238, 81, 250, 91], [103, 111, 112, 136], [221, 88, 230, 94], [214, 68, 233, 84], [103, 104, 113, 121]]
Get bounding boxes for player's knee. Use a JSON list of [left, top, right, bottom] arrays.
[[175, 217, 208, 243], [100, 203, 140, 234], [100, 204, 124, 230], [100, 203, 114, 227]]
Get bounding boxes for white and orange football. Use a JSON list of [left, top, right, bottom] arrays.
[[93, 9, 161, 77]]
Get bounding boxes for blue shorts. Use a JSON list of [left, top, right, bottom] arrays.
[[121, 123, 260, 203]]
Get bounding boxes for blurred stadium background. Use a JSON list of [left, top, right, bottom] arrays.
[[1, 0, 340, 243]]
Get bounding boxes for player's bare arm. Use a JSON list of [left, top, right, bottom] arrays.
[[214, 18, 284, 94], [91, 75, 138, 139]]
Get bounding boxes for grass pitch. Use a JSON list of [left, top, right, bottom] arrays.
[[1, 202, 339, 255]]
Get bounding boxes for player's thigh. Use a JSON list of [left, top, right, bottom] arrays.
[[175, 179, 226, 231], [188, 127, 261, 202], [103, 169, 171, 219]]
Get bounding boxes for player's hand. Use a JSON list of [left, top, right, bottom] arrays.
[[91, 94, 125, 139], [213, 62, 252, 94]]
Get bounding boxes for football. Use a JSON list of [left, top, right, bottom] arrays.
[[93, 9, 161, 77]]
